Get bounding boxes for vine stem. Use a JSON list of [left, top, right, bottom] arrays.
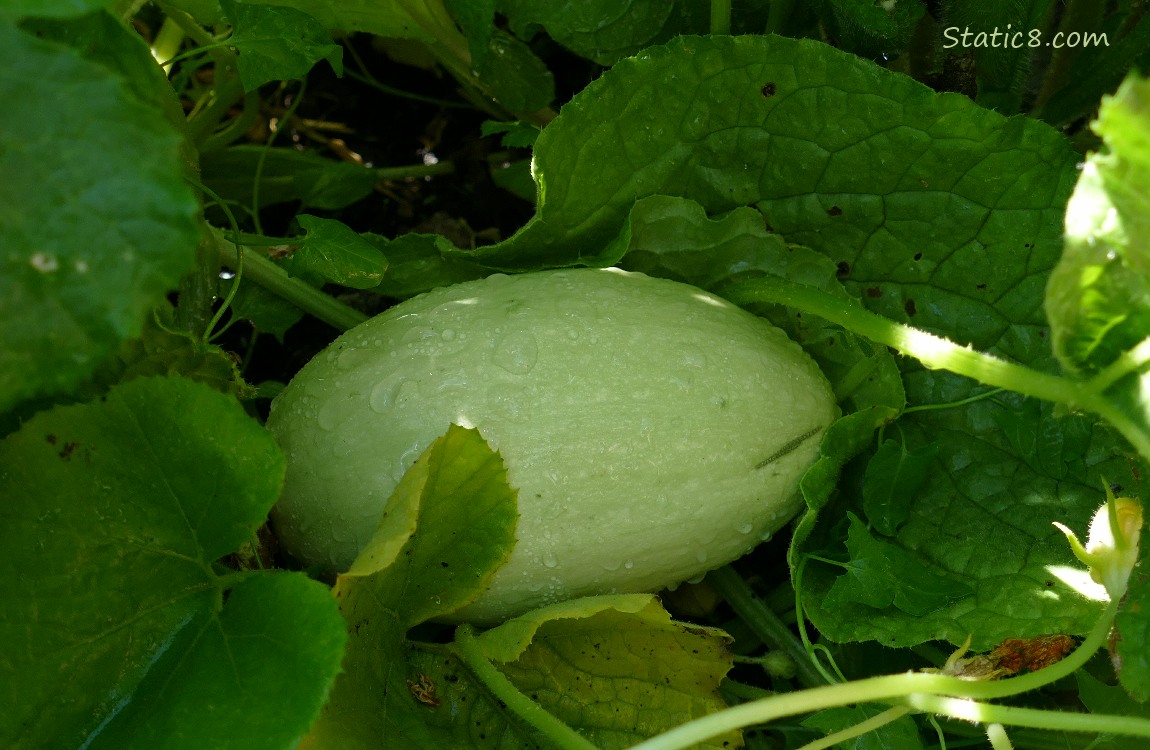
[[722, 276, 1150, 461], [707, 566, 826, 689], [212, 230, 368, 331], [795, 706, 909, 750], [628, 600, 1125, 750], [453, 625, 599, 750], [710, 0, 732, 35], [906, 694, 1150, 738], [986, 722, 1014, 750]]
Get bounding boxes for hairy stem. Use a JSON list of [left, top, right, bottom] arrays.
[[722, 276, 1150, 460], [710, 0, 732, 35], [213, 230, 368, 331], [796, 706, 910, 750], [630, 599, 1121, 750], [453, 625, 599, 750], [707, 566, 826, 689], [986, 722, 1014, 750], [907, 694, 1150, 738]]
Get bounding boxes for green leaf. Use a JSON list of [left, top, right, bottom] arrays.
[[1, 0, 104, 19], [474, 28, 554, 114], [221, 0, 343, 91], [614, 196, 804, 290], [85, 574, 347, 750], [814, 0, 926, 61], [222, 274, 306, 340], [283, 214, 389, 289], [1047, 73, 1150, 376], [481, 119, 541, 148], [242, 0, 462, 43], [1116, 518, 1150, 701], [370, 231, 490, 299], [476, 35, 1078, 343], [200, 146, 377, 211], [801, 396, 1133, 649], [0, 24, 199, 415], [89, 305, 249, 397], [1077, 670, 1150, 747], [498, 0, 705, 65], [1093, 77, 1150, 277], [352, 424, 519, 627], [444, 0, 495, 67], [1034, 11, 1150, 129], [824, 513, 973, 617], [790, 406, 902, 570], [862, 438, 939, 536], [0, 377, 345, 750], [20, 10, 194, 161], [471, 596, 740, 749], [803, 704, 925, 750], [490, 157, 537, 204], [303, 425, 519, 747]]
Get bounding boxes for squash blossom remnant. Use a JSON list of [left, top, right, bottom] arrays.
[[1054, 483, 1143, 600]]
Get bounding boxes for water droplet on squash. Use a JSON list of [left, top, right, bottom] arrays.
[[601, 559, 622, 571], [316, 398, 353, 431], [493, 329, 538, 375], [337, 348, 370, 370], [696, 549, 708, 564], [393, 379, 421, 409], [542, 552, 558, 569], [624, 559, 634, 570], [401, 325, 437, 345], [369, 378, 401, 412], [736, 522, 754, 535]]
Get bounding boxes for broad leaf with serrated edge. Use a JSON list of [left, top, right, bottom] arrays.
[[801, 395, 1133, 649], [221, 0, 343, 90], [302, 425, 519, 749], [0, 377, 345, 750], [284, 215, 389, 289], [0, 24, 198, 415], [473, 595, 739, 749]]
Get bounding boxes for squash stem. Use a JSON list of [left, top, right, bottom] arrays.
[[707, 566, 826, 689]]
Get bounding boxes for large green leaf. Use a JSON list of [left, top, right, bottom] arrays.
[[241, 0, 460, 40], [221, 0, 343, 91], [302, 425, 519, 748], [0, 0, 104, 19], [1047, 73, 1150, 375], [498, 0, 705, 65], [478, 34, 1076, 355], [283, 214, 389, 289], [472, 596, 739, 749], [398, 595, 737, 750], [0, 24, 199, 415], [0, 377, 346, 750], [1116, 505, 1150, 701], [799, 395, 1133, 649], [200, 146, 378, 212]]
